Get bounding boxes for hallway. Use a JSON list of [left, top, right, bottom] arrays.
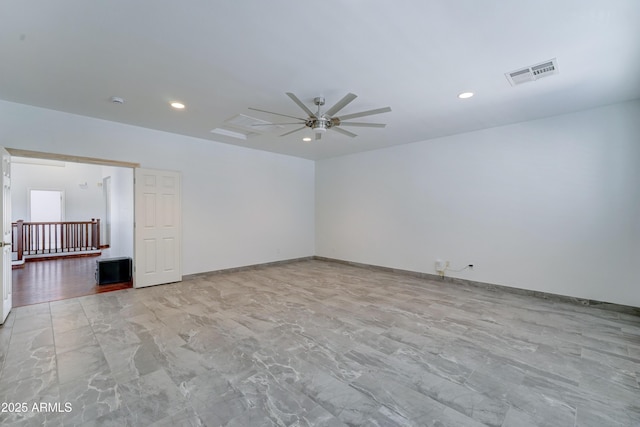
[[12, 255, 132, 307]]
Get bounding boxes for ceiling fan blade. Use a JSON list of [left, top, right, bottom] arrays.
[[338, 122, 386, 128], [331, 127, 357, 138], [280, 126, 307, 137], [324, 93, 357, 117], [251, 122, 302, 126], [285, 92, 317, 118], [248, 107, 305, 121], [337, 106, 392, 121]]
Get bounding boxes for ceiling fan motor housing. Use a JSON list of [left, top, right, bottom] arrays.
[[306, 117, 331, 132]]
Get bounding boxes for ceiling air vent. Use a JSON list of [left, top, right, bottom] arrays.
[[505, 58, 558, 86]]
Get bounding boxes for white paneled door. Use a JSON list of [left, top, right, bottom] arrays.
[[1, 147, 12, 324], [134, 168, 182, 288]]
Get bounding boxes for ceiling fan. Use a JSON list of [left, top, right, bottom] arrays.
[[249, 92, 391, 140]]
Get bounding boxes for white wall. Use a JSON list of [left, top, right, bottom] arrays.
[[11, 160, 104, 222], [4, 98, 638, 307], [101, 165, 134, 259], [316, 100, 640, 307], [0, 100, 315, 275]]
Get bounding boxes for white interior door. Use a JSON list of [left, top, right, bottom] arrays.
[[1, 147, 12, 324], [134, 168, 182, 288]]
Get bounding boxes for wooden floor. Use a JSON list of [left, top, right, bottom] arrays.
[[12, 255, 132, 307]]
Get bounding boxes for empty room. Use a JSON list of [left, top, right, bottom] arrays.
[[0, 1, 639, 426]]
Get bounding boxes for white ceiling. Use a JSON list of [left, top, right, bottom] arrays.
[[1, 1, 639, 160]]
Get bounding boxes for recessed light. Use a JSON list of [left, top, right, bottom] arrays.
[[458, 92, 474, 99], [302, 137, 312, 142], [170, 102, 185, 109]]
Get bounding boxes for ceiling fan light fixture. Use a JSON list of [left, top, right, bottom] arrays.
[[313, 117, 329, 133]]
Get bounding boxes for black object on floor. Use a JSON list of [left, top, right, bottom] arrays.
[[96, 257, 132, 285]]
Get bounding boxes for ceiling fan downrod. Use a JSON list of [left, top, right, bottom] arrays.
[[312, 97, 327, 133]]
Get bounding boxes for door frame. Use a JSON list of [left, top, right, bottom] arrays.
[[1, 147, 12, 324], [5, 148, 140, 169]]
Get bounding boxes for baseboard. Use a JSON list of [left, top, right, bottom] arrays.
[[181, 255, 639, 315], [182, 256, 315, 281], [23, 250, 102, 262], [313, 256, 640, 315]]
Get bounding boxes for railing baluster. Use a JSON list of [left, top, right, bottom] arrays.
[[10, 221, 24, 261], [95, 219, 101, 250]]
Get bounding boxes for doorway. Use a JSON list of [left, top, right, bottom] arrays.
[[2, 148, 182, 318], [10, 156, 135, 306]]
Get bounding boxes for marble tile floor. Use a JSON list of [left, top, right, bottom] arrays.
[[0, 259, 639, 426]]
